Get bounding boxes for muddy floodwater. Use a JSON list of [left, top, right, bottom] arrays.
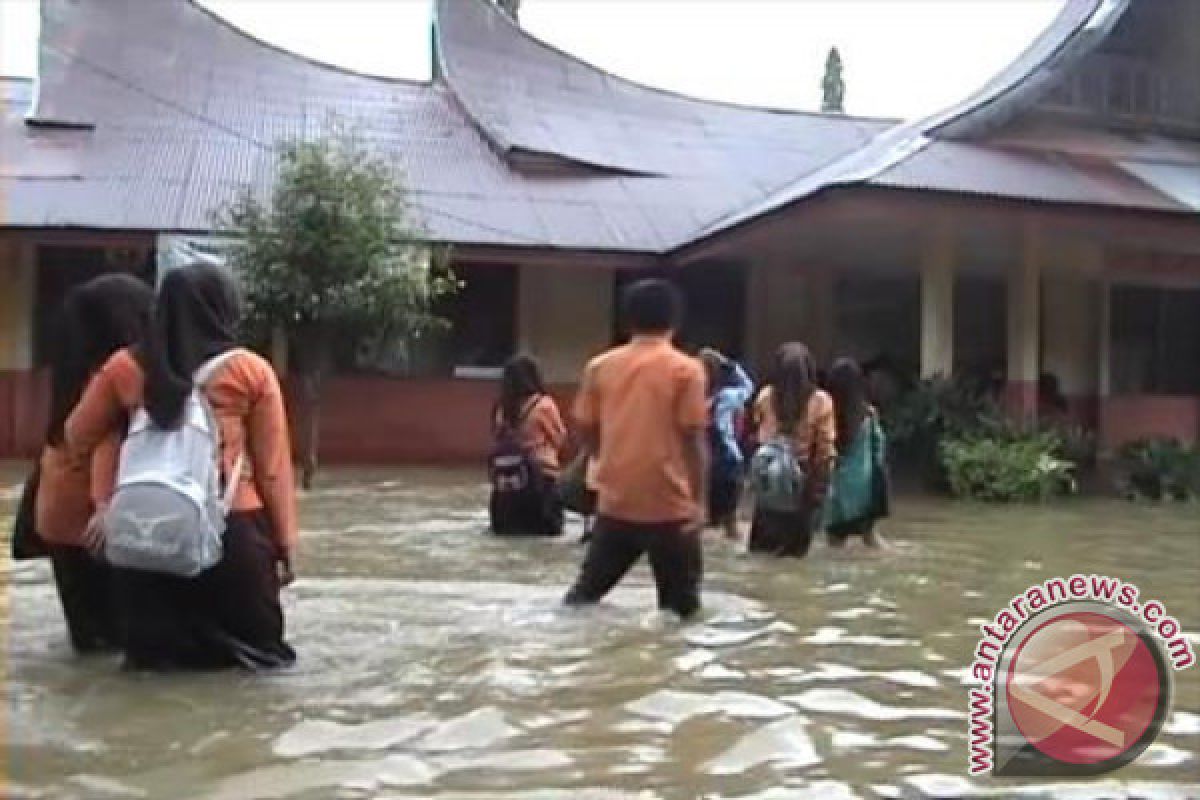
[[3, 466, 1199, 799]]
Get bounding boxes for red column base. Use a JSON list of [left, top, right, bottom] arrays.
[[1003, 380, 1038, 424]]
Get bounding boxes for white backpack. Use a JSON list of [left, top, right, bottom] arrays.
[[103, 349, 246, 577]]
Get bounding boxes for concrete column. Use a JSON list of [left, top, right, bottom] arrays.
[[517, 263, 613, 385], [744, 261, 769, 373], [1006, 221, 1042, 421], [919, 222, 955, 379], [1096, 277, 1113, 452], [0, 239, 35, 371]]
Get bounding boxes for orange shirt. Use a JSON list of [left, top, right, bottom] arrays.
[[64, 348, 299, 555], [496, 394, 568, 478], [36, 435, 118, 547], [575, 335, 708, 524], [753, 386, 837, 496]]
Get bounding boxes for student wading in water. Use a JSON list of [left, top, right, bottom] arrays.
[[488, 355, 568, 536], [698, 348, 754, 541], [36, 275, 153, 652], [564, 279, 709, 618], [747, 342, 835, 557], [66, 262, 298, 670], [823, 358, 890, 549]]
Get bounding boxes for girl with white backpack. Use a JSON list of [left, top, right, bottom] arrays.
[[66, 262, 298, 670]]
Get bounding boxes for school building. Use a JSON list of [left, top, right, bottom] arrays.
[[2, 0, 1198, 462]]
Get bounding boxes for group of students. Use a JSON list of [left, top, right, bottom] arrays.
[[17, 262, 299, 669], [18, 267, 889, 671], [488, 278, 890, 618]]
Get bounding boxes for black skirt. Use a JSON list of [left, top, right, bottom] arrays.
[[490, 478, 564, 537], [747, 506, 816, 558], [114, 511, 295, 671]]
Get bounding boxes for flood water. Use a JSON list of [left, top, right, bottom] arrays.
[[3, 466, 1199, 799]]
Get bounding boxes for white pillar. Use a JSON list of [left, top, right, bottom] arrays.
[[920, 222, 955, 379], [1006, 221, 1042, 420]]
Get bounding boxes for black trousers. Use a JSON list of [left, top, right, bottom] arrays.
[[747, 507, 816, 558], [564, 516, 702, 618], [114, 511, 295, 671], [49, 545, 122, 653]]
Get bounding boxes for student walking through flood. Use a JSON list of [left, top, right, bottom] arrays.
[[488, 354, 568, 537], [823, 357, 890, 549], [746, 342, 835, 558], [563, 279, 708, 618], [34, 274, 154, 653], [64, 262, 298, 670], [698, 348, 754, 541]]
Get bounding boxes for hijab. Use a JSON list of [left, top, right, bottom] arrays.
[[827, 357, 868, 449], [769, 342, 818, 435], [142, 262, 241, 429], [46, 274, 154, 445]]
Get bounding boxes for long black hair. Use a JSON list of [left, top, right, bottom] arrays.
[[497, 354, 547, 427], [827, 357, 868, 449], [770, 342, 817, 435], [46, 274, 154, 445], [141, 262, 241, 429]]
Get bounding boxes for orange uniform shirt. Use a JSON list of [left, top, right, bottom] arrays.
[[496, 394, 568, 478], [575, 335, 708, 524], [753, 386, 837, 496], [36, 435, 118, 547], [64, 348, 299, 555]]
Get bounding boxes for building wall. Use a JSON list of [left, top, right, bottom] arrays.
[[747, 262, 834, 374], [1100, 396, 1199, 450], [0, 238, 42, 458], [1042, 272, 1100, 397], [517, 264, 612, 384]]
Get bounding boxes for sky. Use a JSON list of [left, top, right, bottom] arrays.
[[0, 0, 1064, 120]]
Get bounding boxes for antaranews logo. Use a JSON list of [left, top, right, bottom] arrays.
[[967, 575, 1194, 778]]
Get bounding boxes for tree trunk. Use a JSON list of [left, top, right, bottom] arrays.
[[301, 366, 324, 491], [297, 331, 332, 491]]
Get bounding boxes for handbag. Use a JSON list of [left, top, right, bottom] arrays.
[[11, 465, 49, 560]]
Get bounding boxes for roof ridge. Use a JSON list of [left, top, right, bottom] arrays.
[[444, 0, 899, 125]]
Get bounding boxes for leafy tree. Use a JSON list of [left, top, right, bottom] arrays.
[[821, 46, 845, 113], [218, 130, 455, 488], [493, 0, 520, 21]]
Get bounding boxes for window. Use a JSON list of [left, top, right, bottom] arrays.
[[1110, 285, 1200, 395], [340, 262, 517, 378]]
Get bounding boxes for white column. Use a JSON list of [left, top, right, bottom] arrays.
[[1006, 221, 1042, 420], [920, 222, 955, 379]]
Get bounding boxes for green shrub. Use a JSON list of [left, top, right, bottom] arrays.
[[940, 430, 1077, 502], [1116, 438, 1200, 502], [885, 376, 998, 483]]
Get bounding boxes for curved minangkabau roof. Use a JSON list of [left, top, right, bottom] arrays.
[[433, 0, 893, 178], [676, 0, 1147, 255], [7, 0, 895, 252]]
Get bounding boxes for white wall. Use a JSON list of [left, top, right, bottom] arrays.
[[517, 264, 613, 385]]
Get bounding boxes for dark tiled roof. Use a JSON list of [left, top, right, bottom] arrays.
[[1, 0, 891, 252]]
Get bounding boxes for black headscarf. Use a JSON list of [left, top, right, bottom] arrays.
[[827, 357, 868, 449], [497, 354, 547, 427], [142, 262, 241, 429], [47, 274, 154, 445], [770, 342, 818, 436]]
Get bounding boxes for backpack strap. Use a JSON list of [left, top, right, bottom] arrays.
[[193, 348, 247, 512]]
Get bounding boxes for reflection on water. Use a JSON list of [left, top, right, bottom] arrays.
[[3, 467, 1198, 799]]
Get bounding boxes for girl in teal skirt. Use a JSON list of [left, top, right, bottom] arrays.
[[824, 358, 889, 549]]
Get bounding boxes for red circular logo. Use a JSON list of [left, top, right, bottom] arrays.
[[1005, 611, 1162, 765]]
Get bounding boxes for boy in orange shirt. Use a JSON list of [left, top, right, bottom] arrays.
[[564, 279, 709, 618]]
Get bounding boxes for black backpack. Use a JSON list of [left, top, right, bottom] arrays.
[[488, 399, 545, 498]]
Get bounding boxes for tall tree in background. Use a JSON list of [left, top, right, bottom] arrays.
[[494, 0, 520, 21], [218, 129, 456, 488], [821, 46, 845, 113]]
